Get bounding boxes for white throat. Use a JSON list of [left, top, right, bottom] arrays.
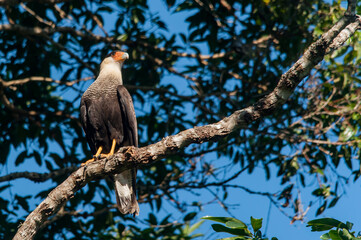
[[98, 61, 123, 85]]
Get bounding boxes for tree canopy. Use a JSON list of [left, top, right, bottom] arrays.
[[0, 0, 361, 239]]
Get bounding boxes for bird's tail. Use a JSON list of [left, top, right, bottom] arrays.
[[114, 169, 139, 216]]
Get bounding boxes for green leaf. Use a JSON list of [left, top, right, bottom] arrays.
[[312, 186, 330, 198], [117, 223, 125, 234], [255, 230, 262, 238], [202, 216, 246, 225], [316, 201, 328, 216], [211, 224, 251, 237], [32, 151, 42, 166], [184, 212, 197, 222], [44, 160, 53, 171], [164, 0, 176, 7], [339, 126, 356, 141], [15, 150, 28, 166], [186, 220, 204, 235], [307, 218, 348, 232], [156, 197, 162, 211], [15, 195, 30, 212], [148, 213, 157, 225], [345, 222, 353, 231], [328, 230, 342, 240], [338, 228, 355, 240], [320, 233, 331, 239], [250, 217, 263, 233], [328, 197, 340, 208], [218, 237, 248, 240], [117, 34, 128, 42], [226, 220, 247, 229]]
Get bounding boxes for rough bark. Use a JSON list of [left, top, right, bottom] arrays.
[[13, 1, 360, 239]]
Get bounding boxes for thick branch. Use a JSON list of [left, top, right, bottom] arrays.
[[13, 4, 360, 240], [326, 16, 361, 54], [270, 13, 359, 105]]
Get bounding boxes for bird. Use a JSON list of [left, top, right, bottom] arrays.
[[79, 51, 139, 215]]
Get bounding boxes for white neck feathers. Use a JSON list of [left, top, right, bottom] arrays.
[[98, 61, 123, 85]]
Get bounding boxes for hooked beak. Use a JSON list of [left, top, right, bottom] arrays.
[[113, 51, 129, 62]]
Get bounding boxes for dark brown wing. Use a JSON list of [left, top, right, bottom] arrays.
[[80, 98, 97, 154], [117, 85, 138, 148], [116, 85, 139, 215]]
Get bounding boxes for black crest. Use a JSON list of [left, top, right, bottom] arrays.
[[105, 51, 117, 58]]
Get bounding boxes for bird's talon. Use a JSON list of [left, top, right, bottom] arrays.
[[81, 158, 96, 166]]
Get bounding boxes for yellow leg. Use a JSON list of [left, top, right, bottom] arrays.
[[81, 140, 116, 166], [95, 146, 103, 157], [102, 139, 116, 157], [109, 139, 116, 155], [81, 146, 103, 166]]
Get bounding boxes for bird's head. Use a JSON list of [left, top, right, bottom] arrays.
[[100, 51, 129, 70]]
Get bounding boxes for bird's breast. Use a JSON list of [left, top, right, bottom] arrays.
[[83, 82, 118, 101]]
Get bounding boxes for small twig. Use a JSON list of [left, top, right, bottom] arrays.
[[0, 85, 38, 117], [83, 4, 108, 37], [53, 4, 73, 20], [0, 0, 71, 6], [20, 3, 56, 28], [1, 76, 94, 88]]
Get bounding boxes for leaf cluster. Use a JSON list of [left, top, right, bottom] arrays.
[[202, 216, 278, 240], [307, 218, 361, 240]]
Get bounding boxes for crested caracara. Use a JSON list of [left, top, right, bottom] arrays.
[[80, 51, 139, 215]]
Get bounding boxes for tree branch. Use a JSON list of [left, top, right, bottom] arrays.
[[12, 4, 360, 240], [0, 24, 113, 44], [0, 84, 38, 117], [0, 166, 77, 183], [0, 0, 71, 6], [1, 76, 94, 87]]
